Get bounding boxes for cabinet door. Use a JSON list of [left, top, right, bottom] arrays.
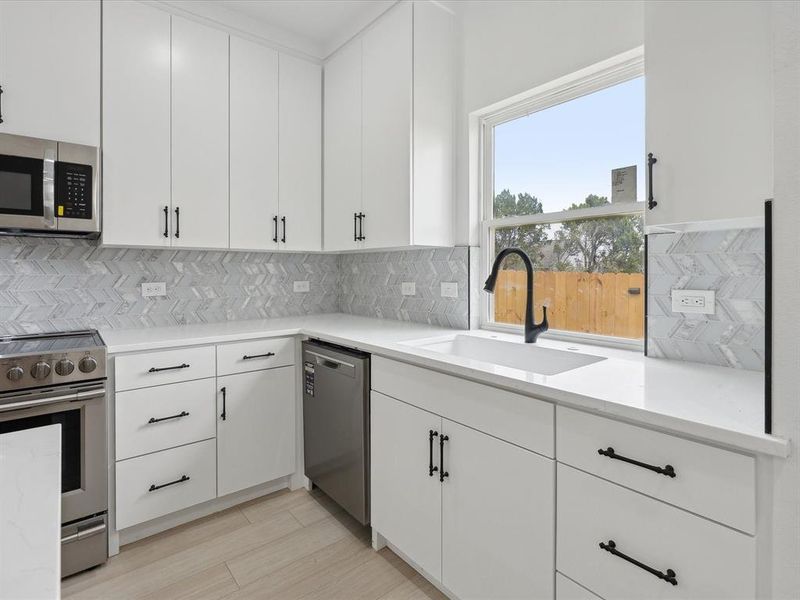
[[442, 419, 554, 600], [371, 391, 442, 579], [645, 1, 772, 229], [171, 16, 229, 249], [102, 0, 171, 247], [278, 54, 321, 251], [323, 40, 362, 252], [0, 1, 100, 146], [362, 2, 412, 249], [217, 367, 295, 497], [230, 36, 279, 251]]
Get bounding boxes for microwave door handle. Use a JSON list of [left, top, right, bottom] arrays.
[[43, 148, 56, 229]]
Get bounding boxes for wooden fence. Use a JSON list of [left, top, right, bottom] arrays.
[[494, 270, 645, 339]]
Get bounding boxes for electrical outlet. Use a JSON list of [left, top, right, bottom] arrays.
[[293, 280, 310, 293], [401, 282, 416, 296], [440, 282, 458, 298], [141, 282, 166, 298], [671, 289, 715, 315]]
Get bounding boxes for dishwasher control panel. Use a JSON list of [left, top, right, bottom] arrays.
[[304, 361, 315, 397]]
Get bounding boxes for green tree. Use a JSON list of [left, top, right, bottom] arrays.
[[493, 189, 550, 270], [552, 195, 643, 273]]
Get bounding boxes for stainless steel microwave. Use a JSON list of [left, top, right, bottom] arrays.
[[0, 133, 99, 237]]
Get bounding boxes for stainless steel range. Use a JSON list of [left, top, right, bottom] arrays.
[[0, 330, 108, 577]]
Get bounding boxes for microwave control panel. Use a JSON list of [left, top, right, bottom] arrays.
[[55, 162, 93, 219]]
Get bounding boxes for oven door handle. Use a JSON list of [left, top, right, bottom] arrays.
[[0, 388, 105, 413]]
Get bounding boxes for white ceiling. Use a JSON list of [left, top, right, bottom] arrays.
[[219, 1, 397, 58]]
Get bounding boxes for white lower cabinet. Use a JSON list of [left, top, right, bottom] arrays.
[[115, 439, 217, 530], [441, 419, 554, 600], [556, 573, 602, 600], [371, 391, 443, 579], [371, 390, 555, 599], [557, 463, 755, 600], [217, 366, 296, 497]]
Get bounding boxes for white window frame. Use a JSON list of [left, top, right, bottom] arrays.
[[479, 50, 646, 350]]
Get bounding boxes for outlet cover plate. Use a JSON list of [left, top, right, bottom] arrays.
[[671, 289, 715, 314], [440, 282, 458, 299], [401, 282, 416, 296], [141, 282, 166, 298], [293, 281, 310, 293]]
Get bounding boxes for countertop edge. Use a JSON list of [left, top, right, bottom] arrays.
[[104, 323, 790, 459]]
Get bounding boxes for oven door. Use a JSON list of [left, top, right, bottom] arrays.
[[0, 133, 56, 231], [0, 384, 107, 523]]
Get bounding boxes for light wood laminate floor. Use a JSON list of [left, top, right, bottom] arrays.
[[62, 487, 446, 600]]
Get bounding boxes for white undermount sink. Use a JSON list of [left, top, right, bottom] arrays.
[[405, 334, 607, 376]]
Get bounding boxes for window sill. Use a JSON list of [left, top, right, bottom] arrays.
[[479, 322, 644, 352]]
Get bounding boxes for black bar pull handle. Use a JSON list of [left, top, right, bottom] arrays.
[[647, 153, 658, 210], [148, 410, 190, 424], [0, 84, 4, 124], [242, 352, 275, 361], [281, 216, 286, 243], [148, 363, 190, 373], [599, 540, 677, 586], [149, 474, 190, 492], [428, 430, 439, 477], [356, 212, 365, 241], [174, 206, 181, 238], [163, 206, 169, 238], [598, 447, 676, 478], [272, 215, 278, 243], [220, 386, 227, 421], [354, 212, 359, 242], [439, 434, 449, 482]]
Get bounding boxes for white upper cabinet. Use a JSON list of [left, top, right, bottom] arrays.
[[102, 1, 171, 247], [362, 2, 413, 249], [229, 37, 279, 251], [323, 40, 362, 252], [278, 54, 322, 252], [171, 16, 229, 249], [0, 0, 100, 146], [645, 1, 772, 231], [323, 0, 454, 251]]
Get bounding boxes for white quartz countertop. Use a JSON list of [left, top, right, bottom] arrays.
[[101, 314, 788, 457], [0, 425, 62, 599]]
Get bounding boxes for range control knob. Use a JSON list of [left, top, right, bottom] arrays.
[[6, 366, 24, 382], [55, 359, 75, 376], [31, 361, 52, 380], [78, 356, 97, 374]]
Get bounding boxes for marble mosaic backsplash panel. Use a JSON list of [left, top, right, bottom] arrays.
[[0, 237, 339, 335], [647, 228, 765, 370], [338, 247, 470, 329], [0, 238, 470, 335]]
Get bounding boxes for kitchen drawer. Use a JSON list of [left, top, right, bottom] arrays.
[[115, 439, 216, 530], [556, 406, 755, 533], [115, 346, 215, 391], [216, 337, 294, 375], [557, 464, 755, 600], [556, 573, 602, 600], [371, 357, 553, 457], [115, 379, 217, 460]]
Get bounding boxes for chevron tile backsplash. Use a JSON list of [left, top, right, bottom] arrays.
[[0, 238, 470, 335], [339, 247, 470, 329], [647, 228, 765, 370]]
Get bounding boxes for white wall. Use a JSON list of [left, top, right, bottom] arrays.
[[770, 2, 800, 598], [455, 0, 645, 245]]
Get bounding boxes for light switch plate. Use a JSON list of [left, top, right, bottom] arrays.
[[293, 281, 310, 293], [440, 282, 458, 298], [671, 289, 715, 314], [141, 282, 166, 298], [401, 282, 416, 296]]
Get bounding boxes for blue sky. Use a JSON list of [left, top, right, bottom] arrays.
[[494, 76, 645, 215]]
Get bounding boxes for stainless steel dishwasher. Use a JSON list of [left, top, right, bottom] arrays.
[[302, 340, 370, 525]]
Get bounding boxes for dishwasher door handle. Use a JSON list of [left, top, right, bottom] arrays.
[[306, 350, 356, 369]]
